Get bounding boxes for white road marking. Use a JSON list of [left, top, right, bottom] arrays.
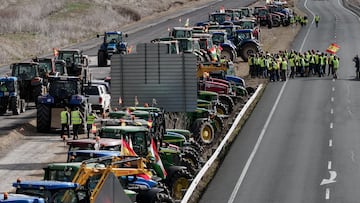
[[331, 97, 334, 102], [332, 87, 335, 91], [330, 122, 333, 129], [331, 108, 334, 114], [320, 171, 337, 185], [329, 139, 333, 147], [325, 188, 330, 200], [332, 79, 335, 82], [227, 81, 288, 203], [328, 161, 332, 170]]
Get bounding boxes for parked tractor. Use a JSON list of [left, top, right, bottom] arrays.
[[56, 49, 89, 82], [33, 57, 68, 76], [0, 193, 45, 203], [232, 29, 262, 61], [36, 76, 91, 133], [0, 77, 26, 115], [97, 31, 128, 67], [10, 62, 46, 106], [98, 125, 192, 200]]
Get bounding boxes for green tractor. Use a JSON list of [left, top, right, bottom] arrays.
[[0, 77, 26, 115], [98, 125, 192, 200], [10, 62, 47, 107]]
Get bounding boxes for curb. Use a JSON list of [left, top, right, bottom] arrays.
[[181, 83, 266, 203]]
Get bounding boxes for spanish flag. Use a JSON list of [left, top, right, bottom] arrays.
[[326, 43, 340, 54]]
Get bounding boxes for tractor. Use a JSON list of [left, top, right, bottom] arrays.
[[97, 31, 128, 67], [232, 29, 262, 62], [10, 62, 47, 106], [0, 77, 26, 115], [33, 57, 68, 76], [36, 76, 91, 133], [0, 193, 45, 203], [56, 49, 89, 82], [98, 125, 192, 201]]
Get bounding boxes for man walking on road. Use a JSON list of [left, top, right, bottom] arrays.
[[60, 107, 70, 139], [315, 15, 320, 27], [86, 111, 97, 138], [71, 107, 83, 140]]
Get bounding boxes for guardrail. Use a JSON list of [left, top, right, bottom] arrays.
[[181, 84, 264, 203]]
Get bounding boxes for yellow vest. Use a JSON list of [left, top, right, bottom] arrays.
[[71, 110, 82, 125], [87, 114, 96, 124], [60, 111, 68, 124]]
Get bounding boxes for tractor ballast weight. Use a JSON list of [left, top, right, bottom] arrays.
[[97, 31, 128, 67], [0, 77, 26, 115], [36, 76, 91, 133]]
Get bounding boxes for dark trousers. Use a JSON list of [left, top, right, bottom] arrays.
[[73, 124, 80, 140], [87, 124, 93, 138], [61, 124, 70, 138]]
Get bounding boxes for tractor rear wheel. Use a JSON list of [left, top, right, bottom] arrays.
[[214, 102, 228, 115], [221, 48, 235, 61], [219, 95, 235, 114], [168, 168, 191, 201], [98, 51, 107, 67], [240, 43, 258, 62], [193, 120, 215, 145], [212, 115, 224, 133], [11, 97, 20, 115], [153, 192, 174, 203], [37, 104, 51, 133], [180, 158, 197, 176]]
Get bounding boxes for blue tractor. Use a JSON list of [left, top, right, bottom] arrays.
[[0, 193, 45, 203], [36, 76, 91, 133], [0, 77, 26, 115], [97, 31, 128, 67]]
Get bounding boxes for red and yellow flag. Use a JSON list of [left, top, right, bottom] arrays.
[[326, 43, 340, 54]]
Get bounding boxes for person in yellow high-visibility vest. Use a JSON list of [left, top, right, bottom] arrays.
[[315, 15, 320, 27], [332, 56, 340, 79], [60, 107, 70, 138], [86, 111, 97, 138], [71, 107, 83, 140]]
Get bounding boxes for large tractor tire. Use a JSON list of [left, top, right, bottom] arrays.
[[212, 115, 224, 134], [246, 86, 256, 95], [193, 120, 215, 145], [33, 85, 43, 107], [97, 50, 107, 67], [153, 193, 174, 203], [272, 19, 281, 27], [214, 102, 228, 115], [168, 168, 191, 201], [187, 139, 203, 153], [219, 95, 235, 114], [180, 158, 197, 176], [239, 43, 258, 62], [37, 104, 51, 133], [11, 97, 20, 115], [221, 48, 235, 61]]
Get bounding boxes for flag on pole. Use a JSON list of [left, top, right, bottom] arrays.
[[150, 139, 167, 179], [184, 18, 190, 27], [326, 43, 340, 54], [134, 96, 139, 106], [118, 97, 122, 105], [120, 136, 137, 156]]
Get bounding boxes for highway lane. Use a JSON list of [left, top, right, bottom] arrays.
[[200, 0, 360, 202]]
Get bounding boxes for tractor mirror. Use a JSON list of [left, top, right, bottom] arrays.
[[124, 33, 128, 38], [96, 34, 100, 38]]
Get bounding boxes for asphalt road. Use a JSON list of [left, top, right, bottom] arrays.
[[0, 0, 258, 193], [200, 0, 360, 202]]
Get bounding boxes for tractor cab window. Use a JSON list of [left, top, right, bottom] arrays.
[[130, 132, 148, 156], [106, 33, 122, 44], [212, 34, 224, 45], [178, 40, 192, 52], [12, 64, 38, 80], [2, 81, 15, 92]]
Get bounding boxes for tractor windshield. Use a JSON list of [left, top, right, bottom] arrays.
[[178, 39, 192, 52], [237, 32, 251, 41], [105, 33, 122, 44], [57, 52, 81, 65], [1, 81, 14, 92], [49, 80, 79, 99], [212, 34, 225, 45], [11, 64, 38, 80]]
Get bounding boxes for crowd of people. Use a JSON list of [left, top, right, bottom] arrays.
[[247, 50, 341, 82]]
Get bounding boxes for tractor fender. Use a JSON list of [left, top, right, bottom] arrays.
[[165, 165, 187, 184], [69, 94, 87, 105]]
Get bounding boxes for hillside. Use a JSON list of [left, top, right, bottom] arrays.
[[0, 0, 212, 65]]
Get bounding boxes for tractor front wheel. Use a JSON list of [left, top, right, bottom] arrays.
[[97, 51, 107, 67], [193, 120, 215, 145]]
